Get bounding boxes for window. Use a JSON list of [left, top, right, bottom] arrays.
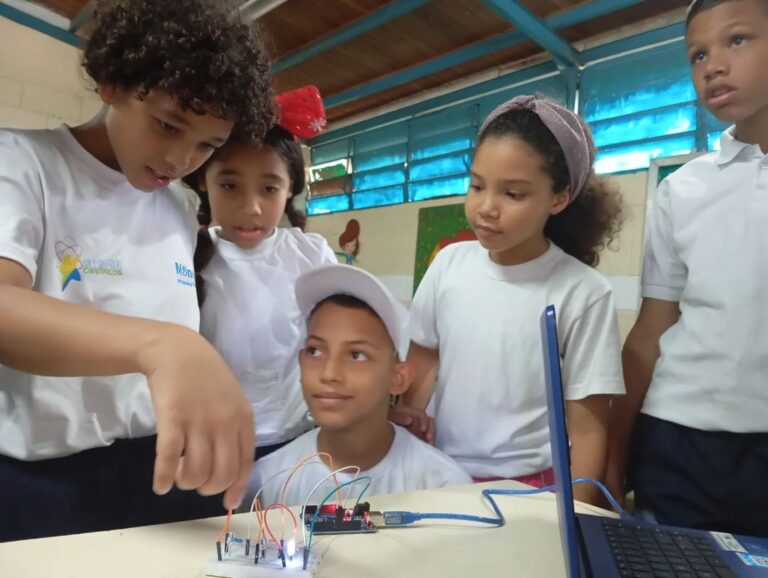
[[307, 76, 567, 215]]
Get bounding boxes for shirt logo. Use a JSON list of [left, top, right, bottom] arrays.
[[55, 236, 123, 291], [175, 262, 195, 287]]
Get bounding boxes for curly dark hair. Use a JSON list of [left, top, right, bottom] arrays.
[[479, 105, 624, 267], [185, 126, 309, 306], [82, 0, 275, 141]]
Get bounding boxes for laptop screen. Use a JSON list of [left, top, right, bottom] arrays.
[[540, 305, 583, 578]]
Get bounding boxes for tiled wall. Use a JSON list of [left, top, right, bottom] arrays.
[[0, 17, 102, 129]]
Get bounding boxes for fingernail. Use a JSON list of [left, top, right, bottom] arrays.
[[154, 484, 170, 496]]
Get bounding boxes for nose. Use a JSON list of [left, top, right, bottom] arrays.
[[164, 144, 195, 176], [319, 354, 342, 385], [477, 190, 499, 219], [241, 191, 263, 216], [705, 48, 729, 80]]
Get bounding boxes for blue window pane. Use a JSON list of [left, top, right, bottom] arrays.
[[352, 185, 405, 209], [592, 105, 697, 148], [353, 166, 405, 191], [311, 140, 351, 165], [595, 135, 696, 174], [411, 127, 474, 160], [409, 152, 471, 181], [354, 144, 407, 172], [307, 194, 350, 215], [583, 78, 696, 123], [409, 175, 470, 202], [708, 131, 722, 151], [355, 122, 408, 153]]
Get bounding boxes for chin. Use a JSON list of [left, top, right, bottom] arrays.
[[314, 419, 351, 432]]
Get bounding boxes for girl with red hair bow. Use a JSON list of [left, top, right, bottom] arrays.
[[185, 86, 337, 461]]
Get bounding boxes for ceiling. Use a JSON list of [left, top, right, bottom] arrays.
[[7, 0, 690, 125]]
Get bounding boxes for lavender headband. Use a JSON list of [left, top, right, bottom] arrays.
[[478, 95, 594, 201]]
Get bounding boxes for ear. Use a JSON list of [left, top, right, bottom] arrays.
[[389, 360, 413, 397], [550, 186, 571, 216], [97, 83, 120, 106]]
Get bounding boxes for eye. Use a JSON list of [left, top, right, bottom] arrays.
[[690, 50, 706, 64], [506, 191, 524, 200], [350, 350, 369, 361], [220, 182, 238, 192], [157, 119, 179, 134], [469, 183, 482, 193], [264, 185, 280, 194], [199, 142, 217, 152], [732, 35, 746, 47], [305, 346, 322, 358]]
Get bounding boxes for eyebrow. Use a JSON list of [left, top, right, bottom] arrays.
[[306, 335, 380, 349], [214, 168, 243, 178], [470, 171, 532, 185], [261, 172, 288, 182], [162, 108, 229, 145]]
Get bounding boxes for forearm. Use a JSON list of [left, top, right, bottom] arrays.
[[403, 342, 439, 410], [570, 428, 609, 505], [0, 284, 186, 377], [607, 332, 662, 473]]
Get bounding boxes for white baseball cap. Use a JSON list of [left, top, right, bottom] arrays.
[[295, 264, 410, 361]]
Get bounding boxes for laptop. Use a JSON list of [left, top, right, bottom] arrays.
[[540, 305, 768, 578]]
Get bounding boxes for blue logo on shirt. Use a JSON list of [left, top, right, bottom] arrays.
[[175, 262, 195, 287]]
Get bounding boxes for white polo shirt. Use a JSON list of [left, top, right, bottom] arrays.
[[410, 241, 625, 478], [641, 127, 768, 432], [200, 227, 336, 446], [247, 424, 472, 507], [0, 126, 200, 460]]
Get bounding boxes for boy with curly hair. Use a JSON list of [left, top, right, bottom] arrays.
[[0, 0, 273, 540]]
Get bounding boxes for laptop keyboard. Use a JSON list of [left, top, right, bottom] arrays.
[[602, 519, 737, 578]]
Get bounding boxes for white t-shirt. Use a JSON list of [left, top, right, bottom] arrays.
[[410, 241, 624, 478], [200, 227, 336, 446], [0, 126, 200, 460], [641, 127, 768, 432], [247, 424, 472, 507]]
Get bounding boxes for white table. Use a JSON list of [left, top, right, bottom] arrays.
[[0, 480, 615, 578]]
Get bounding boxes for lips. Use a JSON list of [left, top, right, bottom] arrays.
[[146, 166, 173, 187], [474, 223, 501, 238], [233, 226, 265, 240], [311, 392, 353, 409], [313, 392, 352, 400], [706, 84, 736, 107]]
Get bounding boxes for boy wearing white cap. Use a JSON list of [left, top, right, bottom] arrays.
[[248, 264, 470, 507]]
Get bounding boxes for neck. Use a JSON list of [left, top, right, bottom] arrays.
[[490, 234, 549, 266], [735, 106, 768, 153], [317, 416, 394, 472], [70, 107, 120, 171]]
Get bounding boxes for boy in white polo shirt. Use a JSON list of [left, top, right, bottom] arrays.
[[248, 264, 471, 507], [607, 0, 768, 537], [0, 0, 272, 541]]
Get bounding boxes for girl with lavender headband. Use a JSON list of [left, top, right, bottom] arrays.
[[402, 94, 625, 506]]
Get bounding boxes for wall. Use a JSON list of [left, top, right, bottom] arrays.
[[307, 171, 648, 343], [0, 16, 102, 129]]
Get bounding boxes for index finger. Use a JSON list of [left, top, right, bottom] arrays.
[[223, 423, 255, 511], [154, 421, 185, 495]]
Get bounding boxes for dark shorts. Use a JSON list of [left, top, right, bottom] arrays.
[[628, 414, 768, 538], [0, 436, 225, 542]]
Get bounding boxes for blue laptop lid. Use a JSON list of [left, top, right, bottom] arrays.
[[540, 305, 582, 578]]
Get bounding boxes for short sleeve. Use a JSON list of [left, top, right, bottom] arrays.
[[301, 231, 338, 266], [409, 250, 447, 349], [0, 131, 45, 281], [561, 291, 625, 401], [641, 178, 686, 302]]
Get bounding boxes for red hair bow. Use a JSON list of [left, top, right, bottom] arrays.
[[276, 85, 327, 140]]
